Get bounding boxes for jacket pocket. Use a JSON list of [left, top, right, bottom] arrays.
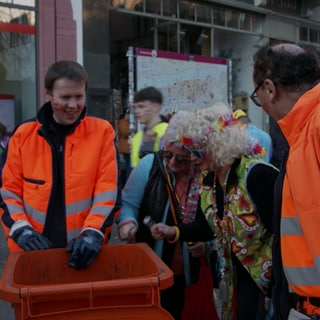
[[23, 177, 45, 185]]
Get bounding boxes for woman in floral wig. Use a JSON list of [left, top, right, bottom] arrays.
[[151, 102, 278, 320]]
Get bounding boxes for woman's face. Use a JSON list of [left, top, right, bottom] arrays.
[[161, 143, 191, 174]]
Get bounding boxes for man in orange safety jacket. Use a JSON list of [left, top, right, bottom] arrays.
[[0, 60, 121, 269], [251, 43, 320, 319]]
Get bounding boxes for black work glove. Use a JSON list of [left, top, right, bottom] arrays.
[[65, 229, 104, 269], [11, 226, 53, 251]]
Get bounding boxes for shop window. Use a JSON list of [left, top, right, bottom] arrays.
[[213, 8, 226, 27], [161, 0, 177, 17], [310, 29, 319, 44], [196, 4, 212, 24], [0, 5, 36, 125], [111, 0, 143, 11], [179, 1, 192, 20], [300, 27, 308, 41], [9, 13, 30, 48], [300, 26, 320, 44], [226, 10, 238, 29], [0, 0, 35, 5]]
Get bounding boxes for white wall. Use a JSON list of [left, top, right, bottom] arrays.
[[71, 0, 83, 64], [214, 31, 269, 131]]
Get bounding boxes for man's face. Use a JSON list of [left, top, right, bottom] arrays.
[[252, 78, 282, 120], [47, 78, 86, 125], [133, 100, 159, 125]]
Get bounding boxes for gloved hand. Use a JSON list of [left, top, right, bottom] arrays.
[[11, 226, 53, 251], [66, 229, 104, 269]]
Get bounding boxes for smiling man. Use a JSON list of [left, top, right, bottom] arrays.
[[0, 60, 120, 270]]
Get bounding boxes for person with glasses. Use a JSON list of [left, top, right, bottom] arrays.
[[116, 110, 217, 320], [151, 103, 279, 320], [252, 43, 320, 320]]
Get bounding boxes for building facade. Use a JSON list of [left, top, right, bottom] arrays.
[[1, 0, 320, 131]]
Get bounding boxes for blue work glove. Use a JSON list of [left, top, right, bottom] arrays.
[[66, 229, 104, 269], [11, 226, 53, 251]]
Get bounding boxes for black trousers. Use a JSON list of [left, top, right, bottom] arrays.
[[236, 263, 266, 320], [161, 275, 185, 320]]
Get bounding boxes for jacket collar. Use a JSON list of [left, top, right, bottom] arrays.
[[278, 82, 320, 145], [37, 101, 86, 137]]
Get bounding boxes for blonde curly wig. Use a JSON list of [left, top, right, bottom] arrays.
[[162, 110, 192, 148], [180, 103, 249, 168]]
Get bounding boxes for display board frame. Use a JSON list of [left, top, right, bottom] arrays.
[[134, 47, 231, 115]]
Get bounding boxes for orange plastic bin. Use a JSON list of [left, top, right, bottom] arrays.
[[0, 243, 174, 319]]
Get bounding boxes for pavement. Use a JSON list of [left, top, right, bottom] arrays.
[[0, 225, 123, 319]]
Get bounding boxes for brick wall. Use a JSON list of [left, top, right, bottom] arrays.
[[38, 0, 77, 105]]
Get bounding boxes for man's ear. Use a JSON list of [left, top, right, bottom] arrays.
[[153, 102, 161, 113], [263, 79, 277, 104], [46, 90, 52, 101]]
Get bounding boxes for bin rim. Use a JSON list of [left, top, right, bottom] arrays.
[[0, 243, 174, 303]]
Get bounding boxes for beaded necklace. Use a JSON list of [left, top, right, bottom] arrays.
[[164, 164, 201, 224], [175, 179, 188, 212], [212, 169, 233, 320]]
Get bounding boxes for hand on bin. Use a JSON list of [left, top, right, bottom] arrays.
[[11, 226, 53, 251], [66, 229, 104, 269]]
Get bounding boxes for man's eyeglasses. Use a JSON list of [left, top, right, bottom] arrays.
[[161, 150, 190, 164], [250, 80, 265, 107], [183, 145, 206, 159]]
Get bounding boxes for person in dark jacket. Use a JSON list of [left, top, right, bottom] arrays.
[[117, 111, 216, 320]]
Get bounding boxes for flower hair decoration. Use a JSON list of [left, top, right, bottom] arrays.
[[180, 113, 237, 148], [181, 136, 203, 147], [212, 114, 238, 132], [248, 140, 267, 158], [200, 113, 239, 135]]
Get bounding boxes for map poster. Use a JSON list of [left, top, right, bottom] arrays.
[[135, 48, 230, 115]]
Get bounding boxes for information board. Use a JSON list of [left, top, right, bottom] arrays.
[[135, 48, 230, 115]]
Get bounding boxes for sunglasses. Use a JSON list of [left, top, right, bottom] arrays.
[[161, 150, 190, 164], [183, 145, 206, 159]]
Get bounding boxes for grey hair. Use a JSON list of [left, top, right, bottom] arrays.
[[162, 110, 191, 147], [180, 103, 249, 167]]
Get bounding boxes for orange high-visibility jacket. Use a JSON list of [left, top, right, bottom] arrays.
[[1, 103, 119, 252], [278, 82, 320, 297]]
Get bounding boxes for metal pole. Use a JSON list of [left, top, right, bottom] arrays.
[[126, 46, 135, 138]]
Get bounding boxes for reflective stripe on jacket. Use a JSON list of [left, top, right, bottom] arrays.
[[278, 82, 320, 296], [1, 104, 119, 252]]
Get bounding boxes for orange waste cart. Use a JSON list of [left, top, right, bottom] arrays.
[[0, 243, 174, 319]]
